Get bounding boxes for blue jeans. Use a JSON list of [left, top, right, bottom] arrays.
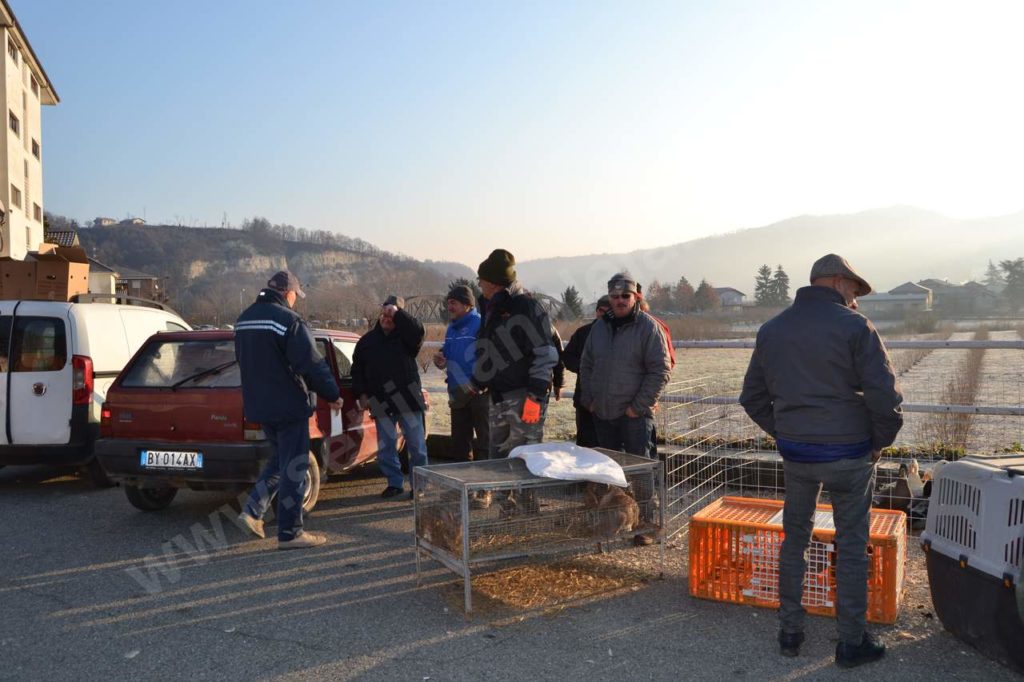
[[243, 420, 310, 541], [593, 414, 654, 457], [376, 411, 428, 489], [779, 453, 876, 645]]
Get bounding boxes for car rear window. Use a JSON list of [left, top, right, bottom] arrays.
[[11, 316, 66, 372], [120, 339, 240, 388]]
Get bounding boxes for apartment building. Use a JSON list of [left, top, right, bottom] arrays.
[[1, 1, 58, 259]]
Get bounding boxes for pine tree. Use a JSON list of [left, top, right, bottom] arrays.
[[999, 258, 1024, 314], [674, 275, 695, 313], [560, 285, 584, 320], [754, 264, 773, 306], [984, 259, 1005, 292], [646, 280, 672, 312], [694, 279, 720, 312], [770, 264, 790, 305]]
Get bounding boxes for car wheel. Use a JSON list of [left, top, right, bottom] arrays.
[[125, 484, 178, 511], [302, 451, 320, 514], [83, 457, 117, 488]]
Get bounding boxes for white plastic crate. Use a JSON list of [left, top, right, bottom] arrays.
[[922, 455, 1024, 582]]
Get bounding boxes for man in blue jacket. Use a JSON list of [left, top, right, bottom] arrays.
[[740, 254, 903, 669], [433, 285, 489, 461], [235, 271, 342, 550]]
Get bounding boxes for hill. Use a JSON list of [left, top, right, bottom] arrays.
[[514, 207, 1024, 299], [78, 225, 447, 322]]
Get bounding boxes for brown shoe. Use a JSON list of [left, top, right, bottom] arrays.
[[278, 532, 327, 550], [237, 512, 265, 539]]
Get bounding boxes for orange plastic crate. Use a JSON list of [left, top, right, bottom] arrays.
[[688, 496, 906, 624]]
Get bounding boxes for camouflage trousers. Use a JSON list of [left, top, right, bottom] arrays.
[[486, 389, 548, 459]]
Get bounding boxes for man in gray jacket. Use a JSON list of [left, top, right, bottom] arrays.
[[580, 273, 671, 456], [740, 254, 903, 670]]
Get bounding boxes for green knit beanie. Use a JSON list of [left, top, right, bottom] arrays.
[[477, 249, 516, 286]]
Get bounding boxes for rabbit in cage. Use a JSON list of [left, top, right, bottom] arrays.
[[591, 484, 640, 551], [419, 505, 463, 553]]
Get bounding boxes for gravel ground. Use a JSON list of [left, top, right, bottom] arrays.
[[1, 463, 1019, 682]]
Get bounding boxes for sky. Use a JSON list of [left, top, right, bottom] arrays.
[[14, 0, 1024, 265]]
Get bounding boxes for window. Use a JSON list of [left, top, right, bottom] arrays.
[[33, 203, 41, 222], [31, 139, 39, 159], [12, 317, 67, 372], [8, 110, 18, 137], [7, 40, 17, 65], [30, 75, 38, 97], [0, 315, 11, 372], [165, 322, 189, 332], [331, 339, 356, 377], [10, 184, 21, 209], [119, 340, 240, 388]]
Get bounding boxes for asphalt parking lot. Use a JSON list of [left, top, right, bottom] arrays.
[[1, 463, 1018, 682]]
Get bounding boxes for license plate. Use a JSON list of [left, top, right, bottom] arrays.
[[140, 450, 203, 469]]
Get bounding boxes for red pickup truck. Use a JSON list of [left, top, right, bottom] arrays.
[[94, 329, 427, 511]]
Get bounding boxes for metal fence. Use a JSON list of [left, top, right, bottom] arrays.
[[424, 336, 1024, 539]]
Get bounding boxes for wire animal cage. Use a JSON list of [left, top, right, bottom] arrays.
[[413, 448, 666, 613]]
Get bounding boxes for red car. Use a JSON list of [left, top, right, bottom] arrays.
[[95, 329, 427, 511]]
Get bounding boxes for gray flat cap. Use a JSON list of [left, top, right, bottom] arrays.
[[809, 254, 872, 296]]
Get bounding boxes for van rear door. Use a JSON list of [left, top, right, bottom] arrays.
[[7, 302, 73, 444]]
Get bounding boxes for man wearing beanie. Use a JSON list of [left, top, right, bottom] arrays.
[[470, 249, 558, 507], [561, 295, 612, 447], [433, 284, 489, 461]]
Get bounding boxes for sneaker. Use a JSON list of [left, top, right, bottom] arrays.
[[778, 630, 805, 657], [381, 486, 405, 499], [277, 532, 327, 550], [835, 632, 885, 669], [237, 512, 265, 539]]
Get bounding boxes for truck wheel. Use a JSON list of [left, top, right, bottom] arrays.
[[302, 451, 320, 513], [125, 484, 178, 511], [83, 457, 117, 488]]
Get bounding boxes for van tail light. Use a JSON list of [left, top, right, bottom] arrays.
[[72, 355, 94, 406], [100, 404, 112, 438], [243, 420, 265, 441]]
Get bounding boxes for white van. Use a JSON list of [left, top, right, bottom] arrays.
[[0, 295, 191, 482]]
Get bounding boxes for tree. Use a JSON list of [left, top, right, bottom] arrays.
[[674, 275, 695, 313], [645, 279, 672, 312], [999, 258, 1024, 314], [449, 277, 482, 302], [754, 264, 773, 306], [984, 259, 1005, 293], [559, 285, 584, 320], [693, 279, 720, 312], [770, 264, 790, 305]]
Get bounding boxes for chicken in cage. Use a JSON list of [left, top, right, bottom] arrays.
[[413, 448, 665, 613]]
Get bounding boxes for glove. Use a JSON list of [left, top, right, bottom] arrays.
[[521, 396, 542, 424]]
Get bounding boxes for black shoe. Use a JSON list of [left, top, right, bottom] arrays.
[[381, 486, 405, 499], [835, 632, 885, 669], [778, 630, 805, 657]]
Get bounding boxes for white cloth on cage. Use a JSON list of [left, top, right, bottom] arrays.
[[509, 442, 628, 488]]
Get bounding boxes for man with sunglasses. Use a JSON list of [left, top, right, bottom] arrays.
[[580, 273, 671, 459], [740, 253, 903, 669]]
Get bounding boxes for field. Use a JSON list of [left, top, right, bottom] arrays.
[[421, 323, 1024, 456]]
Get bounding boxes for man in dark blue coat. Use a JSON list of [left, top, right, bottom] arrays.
[[740, 254, 903, 668], [235, 271, 342, 549]]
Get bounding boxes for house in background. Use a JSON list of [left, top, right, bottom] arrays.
[[87, 258, 117, 294], [714, 287, 747, 312], [857, 282, 932, 319], [916, 278, 999, 316], [119, 217, 145, 226], [115, 266, 160, 299], [1, 0, 60, 260], [92, 217, 116, 227]]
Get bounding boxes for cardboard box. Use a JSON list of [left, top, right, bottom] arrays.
[[0, 258, 39, 300], [31, 244, 90, 301]]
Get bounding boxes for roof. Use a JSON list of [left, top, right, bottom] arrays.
[[87, 257, 118, 274], [713, 287, 746, 296], [114, 266, 160, 280], [0, 0, 59, 105], [889, 281, 930, 295], [43, 229, 78, 247], [859, 293, 930, 302]]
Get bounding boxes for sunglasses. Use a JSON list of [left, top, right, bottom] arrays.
[[609, 293, 634, 300]]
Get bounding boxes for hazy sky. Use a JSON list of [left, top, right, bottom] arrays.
[[16, 0, 1024, 265]]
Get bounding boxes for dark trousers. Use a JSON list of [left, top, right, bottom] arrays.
[[450, 392, 490, 461], [593, 414, 654, 456], [574, 407, 598, 448], [243, 420, 310, 541], [779, 454, 876, 645]]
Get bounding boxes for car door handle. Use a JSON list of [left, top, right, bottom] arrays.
[[32, 383, 46, 396]]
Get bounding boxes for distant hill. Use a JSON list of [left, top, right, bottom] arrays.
[[78, 225, 447, 321], [514, 207, 1024, 299], [423, 259, 476, 282]]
